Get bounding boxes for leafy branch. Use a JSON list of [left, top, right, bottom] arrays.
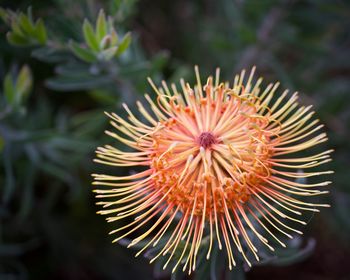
[[0, 7, 47, 46], [70, 9, 131, 62]]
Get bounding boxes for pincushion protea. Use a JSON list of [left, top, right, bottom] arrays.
[[92, 66, 332, 274]]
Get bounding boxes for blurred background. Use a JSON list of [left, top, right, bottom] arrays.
[[0, 0, 349, 279]]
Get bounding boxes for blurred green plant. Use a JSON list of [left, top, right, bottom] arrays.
[[0, 2, 155, 279], [70, 9, 131, 62], [0, 7, 47, 46]]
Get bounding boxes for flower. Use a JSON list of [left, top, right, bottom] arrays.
[[92, 66, 332, 274]]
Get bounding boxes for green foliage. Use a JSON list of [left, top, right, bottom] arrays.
[[70, 9, 131, 62], [0, 7, 47, 46]]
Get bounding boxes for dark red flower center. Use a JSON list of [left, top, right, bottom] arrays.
[[198, 132, 216, 149]]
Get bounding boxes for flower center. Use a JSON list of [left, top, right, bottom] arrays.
[[198, 132, 216, 149], [149, 93, 274, 216]]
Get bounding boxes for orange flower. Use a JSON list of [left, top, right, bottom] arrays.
[[92, 66, 332, 274]]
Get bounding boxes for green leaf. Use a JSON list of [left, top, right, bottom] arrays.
[[225, 264, 245, 280], [210, 243, 219, 280], [83, 19, 99, 51], [0, 136, 4, 153], [15, 65, 33, 103], [18, 13, 35, 37], [88, 89, 119, 105], [151, 51, 170, 71], [27, 6, 33, 23], [69, 40, 96, 63], [6, 31, 30, 46], [46, 75, 111, 91], [31, 47, 71, 63], [0, 8, 8, 23], [270, 238, 316, 266], [34, 19, 47, 45], [110, 29, 119, 45], [195, 256, 211, 280], [55, 63, 93, 76], [10, 19, 24, 37], [39, 162, 74, 186], [116, 32, 131, 55], [4, 74, 15, 104], [96, 9, 107, 41]]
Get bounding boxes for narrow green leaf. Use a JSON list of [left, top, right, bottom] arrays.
[[270, 238, 316, 266], [31, 47, 71, 63], [27, 6, 33, 23], [46, 75, 111, 91], [110, 29, 119, 45], [0, 8, 16, 25], [0, 8, 7, 23], [4, 74, 15, 104], [225, 264, 245, 280], [88, 89, 118, 104], [18, 13, 35, 37], [10, 19, 24, 37], [194, 254, 211, 280], [96, 9, 107, 41], [69, 40, 96, 63], [18, 161, 36, 220], [34, 19, 47, 45], [210, 243, 219, 280], [15, 65, 33, 103], [7, 31, 30, 46], [39, 162, 74, 186], [116, 32, 131, 56], [55, 63, 93, 76], [83, 19, 99, 51], [0, 136, 4, 153]]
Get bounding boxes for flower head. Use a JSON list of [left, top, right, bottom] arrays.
[[93, 66, 332, 273]]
